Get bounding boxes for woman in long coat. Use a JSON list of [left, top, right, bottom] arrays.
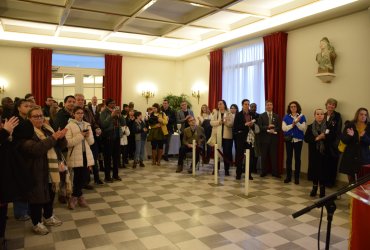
[[304, 109, 331, 198], [21, 107, 68, 235], [339, 108, 370, 183]]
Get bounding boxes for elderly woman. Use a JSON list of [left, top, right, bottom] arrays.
[[20, 106, 68, 235], [324, 98, 342, 187], [65, 106, 95, 209], [339, 108, 370, 183], [210, 100, 234, 176], [304, 109, 330, 198]]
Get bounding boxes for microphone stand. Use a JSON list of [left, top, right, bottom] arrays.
[[292, 173, 370, 250]]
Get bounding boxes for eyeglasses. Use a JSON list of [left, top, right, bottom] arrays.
[[31, 115, 44, 119], [290, 105, 297, 108]]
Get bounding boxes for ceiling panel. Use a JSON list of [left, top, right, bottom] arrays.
[[72, 0, 147, 16], [65, 9, 124, 30], [118, 18, 181, 36]]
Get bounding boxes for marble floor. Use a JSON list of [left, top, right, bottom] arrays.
[[5, 159, 351, 250]]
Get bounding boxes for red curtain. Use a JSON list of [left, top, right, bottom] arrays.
[[31, 48, 52, 106], [104, 54, 122, 106], [208, 49, 223, 110], [263, 32, 288, 174]]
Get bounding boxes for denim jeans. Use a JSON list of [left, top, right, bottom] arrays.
[[13, 201, 29, 219], [135, 140, 145, 162]]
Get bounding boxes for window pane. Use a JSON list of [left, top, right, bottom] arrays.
[[64, 74, 75, 85], [95, 89, 103, 100], [52, 86, 64, 100], [52, 53, 104, 69], [64, 87, 75, 96], [52, 73, 64, 85], [83, 88, 95, 99]]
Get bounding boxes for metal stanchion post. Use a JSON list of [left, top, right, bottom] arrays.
[[192, 139, 196, 176], [214, 144, 218, 185], [244, 149, 250, 196]]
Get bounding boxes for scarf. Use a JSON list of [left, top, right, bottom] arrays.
[[312, 121, 326, 154], [34, 124, 71, 193]]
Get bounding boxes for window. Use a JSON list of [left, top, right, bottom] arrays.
[[52, 53, 104, 103], [222, 39, 265, 112]]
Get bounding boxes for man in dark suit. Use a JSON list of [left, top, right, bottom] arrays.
[[176, 116, 205, 173], [258, 100, 281, 178], [233, 99, 259, 180]]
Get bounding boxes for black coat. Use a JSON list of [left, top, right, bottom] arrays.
[[339, 121, 370, 176], [0, 129, 33, 203]]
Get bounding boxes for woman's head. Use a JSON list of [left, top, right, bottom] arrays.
[[15, 99, 31, 118], [152, 103, 160, 113], [325, 98, 338, 111], [217, 100, 228, 111], [27, 106, 44, 129], [230, 104, 238, 114], [201, 104, 209, 114], [286, 101, 302, 114], [134, 111, 142, 119], [72, 106, 84, 121], [314, 109, 325, 123], [353, 108, 369, 124]]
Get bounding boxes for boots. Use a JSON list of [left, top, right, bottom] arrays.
[[132, 161, 137, 169], [310, 185, 318, 197], [78, 196, 88, 207], [157, 149, 163, 166], [319, 185, 325, 198], [139, 161, 145, 167], [68, 196, 78, 210], [176, 165, 183, 173], [151, 150, 157, 165]]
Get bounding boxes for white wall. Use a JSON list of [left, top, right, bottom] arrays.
[[286, 10, 370, 177], [0, 46, 31, 99]]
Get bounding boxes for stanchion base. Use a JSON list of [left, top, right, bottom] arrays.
[[208, 183, 224, 187], [236, 194, 255, 199]]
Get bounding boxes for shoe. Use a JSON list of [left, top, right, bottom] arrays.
[[260, 173, 267, 177], [163, 155, 169, 161], [225, 170, 230, 176], [124, 159, 129, 164], [43, 215, 62, 226], [294, 179, 300, 185], [33, 222, 49, 235], [319, 185, 325, 198], [249, 175, 254, 180], [16, 214, 30, 221], [187, 168, 193, 174], [78, 196, 88, 208], [68, 196, 78, 210], [235, 175, 241, 180], [176, 165, 183, 173], [284, 178, 291, 183], [95, 179, 104, 185], [104, 177, 114, 183], [132, 161, 137, 169], [139, 161, 145, 167], [310, 185, 318, 197], [113, 176, 122, 181], [83, 184, 94, 190]]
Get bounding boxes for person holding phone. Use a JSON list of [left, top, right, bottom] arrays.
[[65, 106, 95, 209]]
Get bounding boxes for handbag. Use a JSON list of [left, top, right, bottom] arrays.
[[284, 134, 293, 142]]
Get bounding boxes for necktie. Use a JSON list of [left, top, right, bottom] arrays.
[[268, 113, 272, 124]]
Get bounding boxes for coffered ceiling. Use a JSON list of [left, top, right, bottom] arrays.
[[0, 0, 369, 58]]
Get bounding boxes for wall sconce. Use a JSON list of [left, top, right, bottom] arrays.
[[192, 90, 200, 104], [0, 85, 4, 94], [142, 90, 154, 104]]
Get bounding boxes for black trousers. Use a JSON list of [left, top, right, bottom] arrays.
[[0, 203, 8, 238], [285, 141, 303, 180], [103, 136, 121, 179], [260, 140, 278, 176], [178, 145, 201, 166], [29, 183, 55, 226]]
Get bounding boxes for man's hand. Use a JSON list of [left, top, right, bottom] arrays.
[[2, 116, 19, 134]]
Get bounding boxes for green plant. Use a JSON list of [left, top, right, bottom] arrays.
[[163, 93, 192, 111]]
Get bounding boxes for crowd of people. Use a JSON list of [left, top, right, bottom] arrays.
[[0, 93, 369, 247]]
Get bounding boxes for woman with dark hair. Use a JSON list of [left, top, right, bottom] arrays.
[[65, 106, 95, 209], [282, 101, 306, 184], [339, 108, 370, 183], [324, 98, 342, 187], [210, 100, 233, 175], [229, 104, 239, 165], [147, 103, 168, 166], [20, 106, 68, 235], [133, 111, 148, 168], [304, 109, 330, 198]]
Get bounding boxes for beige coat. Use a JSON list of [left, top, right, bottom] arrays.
[[65, 119, 95, 168], [210, 109, 234, 144]]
